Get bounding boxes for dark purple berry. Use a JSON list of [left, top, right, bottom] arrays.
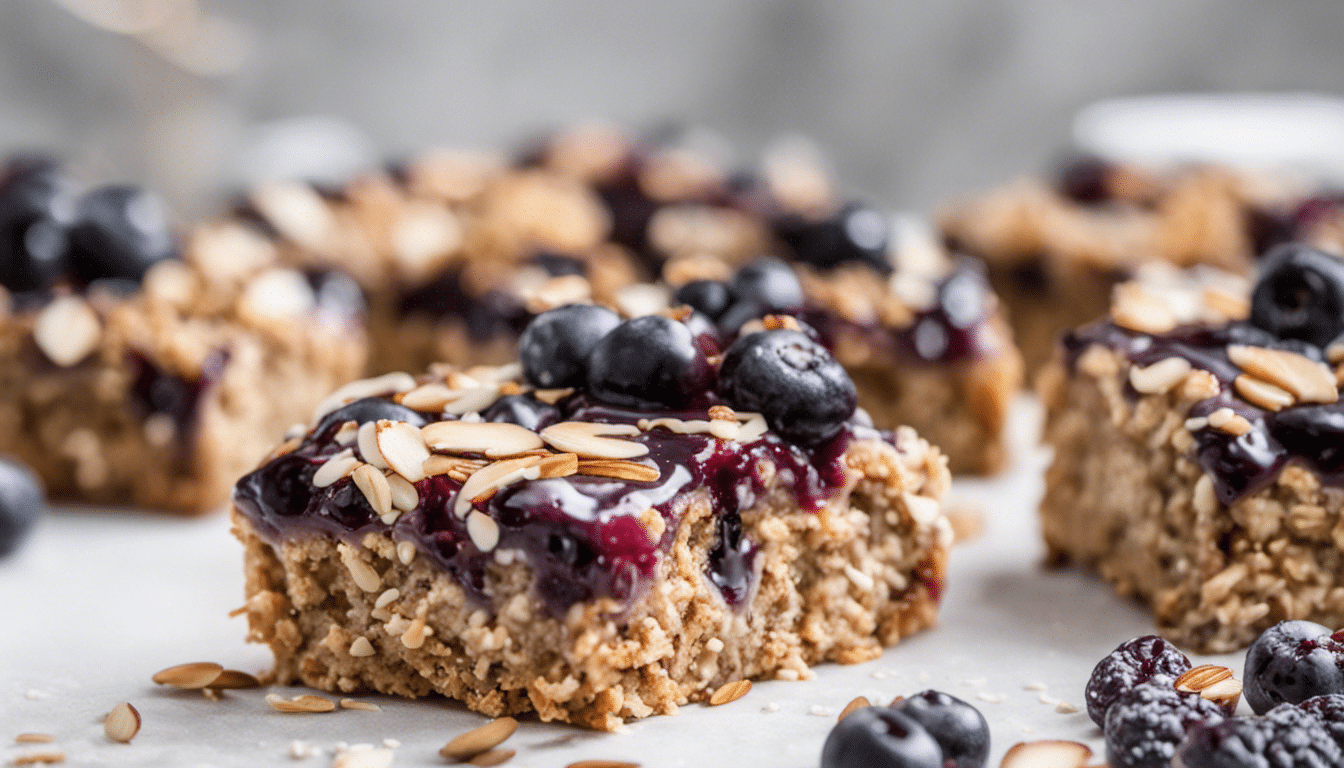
[[0, 457, 44, 558], [717, 329, 857, 446], [305, 269, 365, 322], [313, 397, 428, 439], [0, 156, 74, 292], [519, 304, 622, 389], [779, 201, 891, 273], [585, 314, 715, 409], [889, 690, 989, 768], [528, 251, 587, 278], [1085, 635, 1193, 726], [1300, 694, 1344, 751], [820, 706, 943, 768], [1057, 155, 1115, 205], [483, 393, 561, 431], [67, 185, 178, 284], [675, 279, 734, 320], [1243, 620, 1344, 714], [938, 266, 989, 330], [1249, 244, 1344, 348], [717, 258, 805, 332], [1175, 705, 1342, 768], [1104, 684, 1225, 768]]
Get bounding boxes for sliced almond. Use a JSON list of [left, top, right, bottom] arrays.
[[14, 735, 55, 744], [339, 698, 381, 711], [708, 679, 752, 706], [1234, 375, 1295, 411], [152, 661, 224, 689], [837, 696, 870, 721], [734, 414, 769, 443], [313, 449, 362, 488], [264, 693, 336, 713], [532, 388, 574, 405], [339, 544, 382, 592], [313, 372, 417, 423], [11, 752, 65, 765], [540, 421, 648, 459], [575, 460, 661, 483], [104, 702, 140, 743], [357, 421, 389, 470], [1176, 664, 1242, 710], [537, 452, 579, 478], [385, 472, 419, 512], [207, 670, 262, 690], [439, 717, 520, 761], [443, 385, 503, 415], [333, 420, 359, 446], [469, 748, 516, 766], [375, 420, 431, 482], [565, 762, 640, 768], [352, 465, 393, 518], [466, 511, 501, 552], [421, 421, 545, 457], [398, 382, 462, 412], [999, 740, 1093, 768], [455, 456, 543, 518], [1228, 344, 1338, 404], [423, 454, 489, 479], [1129, 357, 1192, 395], [34, 295, 101, 367], [349, 637, 376, 657]]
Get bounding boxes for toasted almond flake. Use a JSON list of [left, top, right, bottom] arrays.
[[376, 420, 431, 482], [338, 544, 382, 592], [537, 452, 579, 478], [444, 385, 503, 415], [1177, 665, 1243, 709], [357, 421, 389, 470], [334, 421, 359, 446], [423, 454, 488, 478], [12, 752, 65, 765], [532, 388, 574, 405], [1229, 344, 1338, 404], [396, 541, 416, 565], [399, 382, 461, 411], [375, 588, 400, 609], [734, 414, 769, 443], [1328, 341, 1344, 364], [339, 698, 381, 711], [265, 693, 336, 713], [313, 373, 417, 423], [352, 465, 393, 518], [838, 696, 870, 721], [349, 637, 376, 657], [1054, 701, 1079, 714], [384, 472, 418, 512], [313, 450, 362, 488], [15, 734, 55, 744], [467, 511, 501, 551], [1207, 406, 1236, 428], [1199, 676, 1244, 709], [1129, 357, 1192, 395], [638, 417, 716, 436], [1235, 375, 1295, 411], [400, 618, 430, 649], [469, 749, 516, 766], [34, 295, 101, 367], [455, 456, 544, 518], [999, 740, 1093, 768], [1194, 474, 1219, 514], [843, 564, 875, 591], [208, 670, 262, 689], [1112, 286, 1177, 334], [709, 679, 752, 706], [575, 460, 661, 483], [708, 405, 737, 421], [565, 762, 640, 768], [104, 702, 140, 743], [1184, 416, 1209, 431], [153, 661, 224, 688], [540, 421, 648, 459], [422, 421, 544, 457], [707, 419, 740, 440], [439, 717, 520, 761]]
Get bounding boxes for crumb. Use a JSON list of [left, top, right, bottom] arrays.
[[1023, 681, 1048, 691], [762, 702, 780, 713], [1055, 701, 1079, 714], [975, 692, 1004, 704], [809, 705, 836, 717]]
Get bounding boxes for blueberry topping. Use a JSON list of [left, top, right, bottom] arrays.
[[313, 397, 428, 440], [939, 266, 989, 330], [483, 393, 561, 431], [1103, 684, 1225, 768], [779, 201, 892, 272], [585, 314, 714, 409], [889, 690, 990, 768], [1249, 244, 1344, 348], [718, 257, 805, 332], [519, 304, 622, 389], [1175, 705, 1342, 768], [1085, 635, 1193, 726], [67, 185, 178, 284], [1057, 155, 1115, 205], [820, 706, 944, 768], [1300, 694, 1344, 751], [0, 457, 44, 558], [717, 329, 857, 446], [1243, 620, 1344, 714], [674, 279, 734, 320], [0, 156, 74, 292]]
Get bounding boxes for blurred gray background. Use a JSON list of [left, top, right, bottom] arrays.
[[2, 0, 1342, 214]]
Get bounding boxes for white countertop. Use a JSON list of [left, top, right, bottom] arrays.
[[0, 397, 1247, 767]]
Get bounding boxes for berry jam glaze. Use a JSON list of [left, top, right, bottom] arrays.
[[1063, 320, 1344, 505], [130, 348, 230, 447], [234, 393, 877, 618]]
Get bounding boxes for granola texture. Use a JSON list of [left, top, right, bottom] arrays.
[[234, 431, 951, 729]]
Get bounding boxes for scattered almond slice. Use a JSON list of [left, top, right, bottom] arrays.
[[1228, 344, 1338, 404], [352, 465, 393, 518], [340, 698, 381, 711], [206, 670, 261, 690], [999, 740, 1093, 768], [313, 449, 362, 488], [375, 420, 431, 482], [838, 696, 871, 721], [537, 452, 579, 478], [12, 752, 66, 765], [540, 421, 648, 459], [566, 761, 640, 768], [265, 693, 336, 713], [469, 748, 517, 766], [313, 372, 417, 423], [443, 385, 503, 415], [1176, 664, 1243, 710], [398, 382, 463, 411], [454, 456, 544, 518], [439, 717, 520, 761], [421, 421, 545, 457], [104, 703, 140, 743], [575, 459, 661, 483], [152, 662, 224, 689], [15, 735, 55, 744], [708, 679, 751, 706]]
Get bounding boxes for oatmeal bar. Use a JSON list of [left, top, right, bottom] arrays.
[[232, 310, 951, 729], [229, 124, 1022, 473], [940, 157, 1299, 373], [0, 158, 366, 513], [1040, 246, 1344, 651]]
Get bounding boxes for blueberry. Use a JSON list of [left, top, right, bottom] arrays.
[[313, 397, 428, 440], [820, 706, 943, 768], [483, 393, 561, 431], [779, 201, 892, 273], [674, 279, 734, 320], [585, 314, 715, 409], [519, 304, 622, 389], [939, 266, 989, 329], [0, 156, 74, 292], [1300, 694, 1344, 751], [1175, 706, 1342, 768], [1249, 244, 1344, 348], [305, 269, 365, 322], [1057, 155, 1115, 205], [67, 185, 178, 284], [1104, 684, 1225, 768], [0, 457, 44, 558], [889, 690, 989, 768], [1243, 620, 1344, 714], [717, 329, 857, 445], [1085, 635, 1193, 726], [718, 258, 805, 332]]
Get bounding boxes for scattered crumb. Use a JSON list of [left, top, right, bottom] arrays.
[[12, 753, 66, 765], [15, 734, 56, 744], [1055, 701, 1080, 714], [291, 740, 316, 759], [975, 692, 1004, 704], [24, 690, 51, 700], [917, 671, 931, 682], [762, 702, 780, 713], [381, 739, 400, 749], [870, 670, 889, 680], [963, 677, 988, 687], [1038, 692, 1059, 706], [809, 705, 835, 717], [1022, 727, 1037, 735], [1023, 681, 1048, 691]]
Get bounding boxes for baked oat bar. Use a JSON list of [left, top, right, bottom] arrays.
[[232, 308, 951, 729], [940, 157, 1300, 373], [1040, 246, 1344, 651], [0, 158, 366, 513], [227, 124, 1022, 473]]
